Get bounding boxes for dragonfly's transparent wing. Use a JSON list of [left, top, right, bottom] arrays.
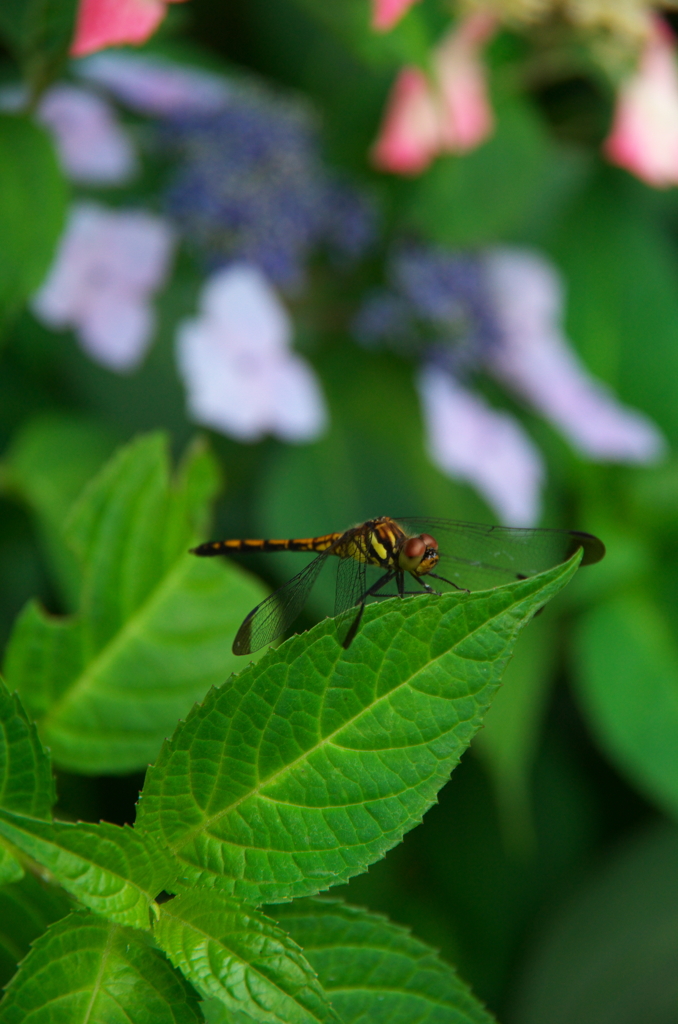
[[396, 518, 605, 592], [232, 549, 332, 655], [334, 553, 366, 617]]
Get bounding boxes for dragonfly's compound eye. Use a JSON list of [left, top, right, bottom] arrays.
[[399, 536, 427, 572], [419, 533, 438, 551]]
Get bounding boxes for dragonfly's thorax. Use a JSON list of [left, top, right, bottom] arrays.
[[334, 517, 407, 568], [333, 517, 440, 576]]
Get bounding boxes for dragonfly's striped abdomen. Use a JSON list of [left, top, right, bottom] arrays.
[[190, 533, 344, 556]]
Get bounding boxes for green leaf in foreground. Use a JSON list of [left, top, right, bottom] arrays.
[[137, 555, 580, 904], [574, 592, 678, 818], [273, 897, 495, 1024], [3, 433, 267, 774], [0, 812, 174, 930], [0, 910, 203, 1024], [0, 872, 71, 988], [155, 890, 339, 1024]]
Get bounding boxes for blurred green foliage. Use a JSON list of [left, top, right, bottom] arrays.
[[1, 0, 677, 1021]]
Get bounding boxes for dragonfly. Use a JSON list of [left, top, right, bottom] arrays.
[[191, 516, 605, 656]]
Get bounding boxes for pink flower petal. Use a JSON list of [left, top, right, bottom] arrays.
[[371, 67, 441, 174], [604, 14, 678, 187], [372, 0, 419, 32], [71, 0, 188, 58], [176, 266, 328, 443], [417, 366, 544, 526], [485, 248, 667, 462], [80, 292, 154, 371], [435, 12, 496, 151], [371, 11, 496, 175]]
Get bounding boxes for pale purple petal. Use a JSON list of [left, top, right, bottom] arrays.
[[76, 52, 230, 115], [176, 265, 328, 443], [32, 202, 175, 372], [0, 83, 137, 185], [80, 292, 154, 370], [270, 355, 328, 441], [417, 366, 544, 526], [485, 248, 667, 463], [200, 265, 290, 354], [38, 84, 137, 185]]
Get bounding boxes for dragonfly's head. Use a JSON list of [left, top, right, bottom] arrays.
[[399, 533, 439, 575]]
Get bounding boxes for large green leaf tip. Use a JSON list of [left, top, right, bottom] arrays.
[[2, 432, 267, 774], [137, 553, 581, 904]]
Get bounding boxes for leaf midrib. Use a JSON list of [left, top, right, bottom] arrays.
[[168, 583, 540, 856], [41, 554, 194, 731]]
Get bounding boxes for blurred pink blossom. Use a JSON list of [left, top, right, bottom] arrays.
[[71, 0, 189, 57], [372, 11, 496, 175], [604, 15, 678, 187], [76, 52, 230, 115], [32, 202, 175, 372], [176, 265, 327, 442], [372, 0, 420, 31], [484, 248, 667, 462], [417, 366, 544, 526]]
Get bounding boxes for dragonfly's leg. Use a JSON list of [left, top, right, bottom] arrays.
[[427, 571, 470, 594], [342, 572, 394, 649], [396, 571, 405, 598], [411, 575, 440, 596]]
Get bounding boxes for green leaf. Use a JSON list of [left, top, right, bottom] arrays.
[[0, 868, 70, 987], [573, 591, 678, 818], [0, 871, 71, 988], [0, 675, 55, 882], [155, 891, 339, 1024], [0, 910, 203, 1023], [511, 822, 678, 1024], [0, 811, 175, 930], [0, 0, 80, 97], [3, 433, 268, 774], [273, 898, 495, 1024], [0, 676, 54, 820], [137, 556, 580, 904], [0, 115, 67, 326], [0, 413, 117, 608]]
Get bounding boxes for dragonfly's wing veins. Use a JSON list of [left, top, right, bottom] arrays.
[[334, 552, 366, 617], [232, 549, 332, 655], [397, 518, 605, 591]]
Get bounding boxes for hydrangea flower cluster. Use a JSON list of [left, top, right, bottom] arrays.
[[160, 90, 375, 289], [357, 243, 665, 524]]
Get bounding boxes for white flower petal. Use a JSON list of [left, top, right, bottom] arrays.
[[176, 266, 328, 443], [80, 293, 154, 371], [270, 354, 328, 442], [38, 84, 137, 185], [417, 366, 544, 526], [32, 202, 174, 372], [200, 265, 290, 354], [76, 52, 230, 115], [485, 247, 667, 463]]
